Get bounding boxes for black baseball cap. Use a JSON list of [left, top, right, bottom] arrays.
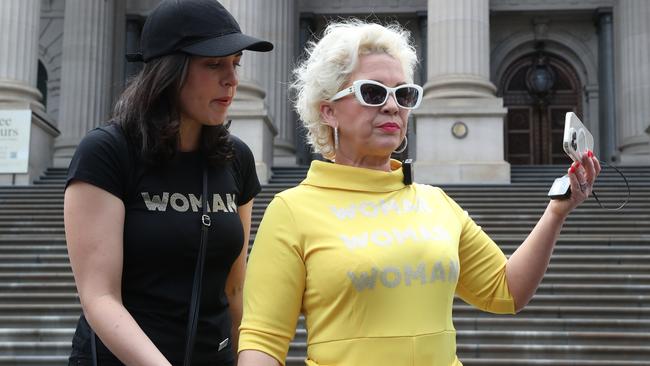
[[127, 0, 273, 62]]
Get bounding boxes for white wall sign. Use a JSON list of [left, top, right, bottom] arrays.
[[0, 110, 31, 173]]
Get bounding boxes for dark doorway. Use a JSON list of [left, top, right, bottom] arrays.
[[37, 61, 48, 108], [499, 48, 582, 165]]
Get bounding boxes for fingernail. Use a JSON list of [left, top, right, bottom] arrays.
[[569, 164, 576, 173], [575, 161, 581, 168], [588, 150, 593, 158]]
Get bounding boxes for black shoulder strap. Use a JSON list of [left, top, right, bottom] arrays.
[[183, 165, 211, 366], [91, 328, 97, 365]]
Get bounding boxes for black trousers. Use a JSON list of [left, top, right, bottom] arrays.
[[68, 356, 234, 366]]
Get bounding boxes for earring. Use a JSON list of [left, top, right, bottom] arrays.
[[334, 126, 339, 151], [394, 136, 408, 154]]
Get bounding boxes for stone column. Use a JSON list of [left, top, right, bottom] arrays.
[[586, 84, 600, 157], [221, 0, 266, 100], [263, 0, 297, 166], [614, 0, 650, 164], [0, 0, 59, 185], [0, 0, 42, 110], [53, 0, 115, 167], [295, 13, 316, 165], [125, 16, 144, 81], [597, 8, 617, 163], [425, 0, 495, 98], [412, 0, 509, 184], [221, 0, 285, 182], [111, 0, 127, 104], [417, 11, 428, 84]]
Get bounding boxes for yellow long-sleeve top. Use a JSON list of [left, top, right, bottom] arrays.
[[239, 160, 515, 366]]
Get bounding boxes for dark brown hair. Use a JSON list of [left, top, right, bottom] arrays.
[[113, 53, 233, 166]]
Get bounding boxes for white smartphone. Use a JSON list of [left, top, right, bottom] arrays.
[[563, 112, 594, 162]]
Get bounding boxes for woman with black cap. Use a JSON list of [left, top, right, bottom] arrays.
[[64, 1, 272, 365]]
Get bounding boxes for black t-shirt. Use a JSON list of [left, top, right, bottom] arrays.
[[66, 124, 260, 365]]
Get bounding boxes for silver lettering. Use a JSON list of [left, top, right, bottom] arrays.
[[380, 267, 402, 288], [141, 192, 169, 212], [212, 194, 228, 213], [404, 263, 426, 286], [170, 193, 190, 212], [419, 226, 450, 241], [358, 201, 379, 217], [348, 261, 458, 291], [342, 226, 452, 250], [430, 261, 446, 282], [189, 194, 201, 212], [226, 194, 237, 212], [392, 227, 418, 244], [420, 226, 434, 241], [330, 205, 356, 220], [331, 198, 433, 219], [347, 269, 378, 291], [341, 233, 369, 249], [448, 260, 459, 283], [380, 199, 400, 215], [370, 230, 393, 246]]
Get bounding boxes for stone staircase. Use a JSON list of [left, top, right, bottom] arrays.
[[0, 164, 649, 365]]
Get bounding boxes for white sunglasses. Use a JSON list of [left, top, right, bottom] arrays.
[[329, 79, 423, 110]]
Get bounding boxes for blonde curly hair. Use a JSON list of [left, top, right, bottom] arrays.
[[291, 20, 418, 160]]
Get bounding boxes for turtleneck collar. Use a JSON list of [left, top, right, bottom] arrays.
[[301, 159, 407, 193]]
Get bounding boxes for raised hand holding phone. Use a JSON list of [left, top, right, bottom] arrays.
[[563, 112, 594, 163], [548, 112, 596, 200]]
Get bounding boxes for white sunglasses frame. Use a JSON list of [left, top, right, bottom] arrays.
[[329, 79, 423, 110]]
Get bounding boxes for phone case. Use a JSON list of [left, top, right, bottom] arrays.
[[563, 112, 594, 162]]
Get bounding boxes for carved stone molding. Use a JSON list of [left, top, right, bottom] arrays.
[[299, 0, 426, 14], [491, 13, 598, 88], [299, 0, 613, 14], [490, 0, 612, 11]]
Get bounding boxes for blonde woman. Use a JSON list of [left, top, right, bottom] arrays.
[[237, 20, 599, 366]]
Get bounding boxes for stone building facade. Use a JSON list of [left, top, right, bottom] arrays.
[[1, 0, 648, 184]]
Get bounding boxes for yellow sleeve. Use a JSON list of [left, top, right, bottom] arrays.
[[438, 189, 516, 314], [239, 196, 305, 364]]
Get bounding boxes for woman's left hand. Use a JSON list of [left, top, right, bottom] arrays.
[[548, 150, 601, 218]]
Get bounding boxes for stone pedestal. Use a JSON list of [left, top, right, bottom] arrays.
[[228, 100, 278, 184], [256, 0, 297, 165], [222, 0, 278, 182], [615, 0, 650, 165], [413, 98, 509, 184], [414, 0, 509, 184], [0, 0, 59, 185]]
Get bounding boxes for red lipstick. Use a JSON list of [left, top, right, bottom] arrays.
[[378, 122, 400, 132]]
